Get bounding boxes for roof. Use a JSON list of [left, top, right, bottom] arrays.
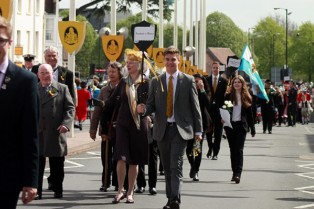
[[206, 47, 236, 65]]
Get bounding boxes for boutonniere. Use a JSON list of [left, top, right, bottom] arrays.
[[1, 76, 11, 90], [60, 71, 66, 81], [48, 87, 58, 96]]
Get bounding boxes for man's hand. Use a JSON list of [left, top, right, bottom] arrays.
[[195, 134, 202, 141], [90, 131, 97, 141], [57, 125, 68, 133], [21, 187, 37, 204], [136, 103, 146, 114]]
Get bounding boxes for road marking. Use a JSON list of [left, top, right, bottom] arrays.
[[305, 127, 313, 134], [86, 151, 101, 155], [294, 203, 314, 208], [64, 159, 84, 169], [295, 161, 314, 208], [68, 157, 100, 160]]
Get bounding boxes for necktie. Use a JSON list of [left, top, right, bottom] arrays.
[[166, 75, 173, 118], [213, 76, 217, 94]]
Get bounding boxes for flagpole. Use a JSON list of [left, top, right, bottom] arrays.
[[189, 0, 193, 65], [111, 0, 116, 34], [173, 0, 178, 48], [159, 0, 163, 47]]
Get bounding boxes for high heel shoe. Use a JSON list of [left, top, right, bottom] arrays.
[[112, 192, 125, 204]]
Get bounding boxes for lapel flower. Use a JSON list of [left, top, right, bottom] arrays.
[[60, 71, 66, 81], [4, 76, 11, 84], [1, 84, 6, 90], [48, 87, 58, 96]]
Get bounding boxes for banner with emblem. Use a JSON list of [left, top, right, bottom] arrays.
[[152, 48, 165, 68], [102, 35, 124, 61], [187, 65, 197, 75], [58, 21, 86, 55], [0, 0, 13, 21], [179, 59, 191, 73]]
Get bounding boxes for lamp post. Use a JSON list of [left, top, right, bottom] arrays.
[[308, 41, 314, 82], [274, 8, 292, 69]]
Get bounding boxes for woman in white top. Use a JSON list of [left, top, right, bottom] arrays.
[[224, 75, 256, 184]]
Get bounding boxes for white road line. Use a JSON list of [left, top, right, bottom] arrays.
[[86, 151, 101, 156], [64, 159, 84, 169], [294, 203, 314, 208], [68, 157, 101, 160], [305, 127, 313, 134]]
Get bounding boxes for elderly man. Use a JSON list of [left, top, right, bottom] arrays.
[[37, 64, 74, 199]]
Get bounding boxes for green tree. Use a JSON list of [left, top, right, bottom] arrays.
[[290, 22, 314, 82], [253, 17, 285, 78], [205, 12, 246, 56]]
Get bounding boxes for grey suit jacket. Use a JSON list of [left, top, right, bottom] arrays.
[[145, 71, 202, 141], [38, 81, 75, 157]]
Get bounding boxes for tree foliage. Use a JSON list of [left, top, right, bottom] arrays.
[[205, 12, 246, 56]]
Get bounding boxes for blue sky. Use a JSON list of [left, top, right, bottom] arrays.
[[59, 0, 314, 31]]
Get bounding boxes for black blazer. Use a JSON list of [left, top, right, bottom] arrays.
[[56, 66, 75, 99], [206, 75, 228, 107], [0, 61, 39, 191]]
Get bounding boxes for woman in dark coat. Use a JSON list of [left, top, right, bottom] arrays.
[[224, 75, 256, 184], [186, 73, 212, 181], [105, 50, 149, 204]]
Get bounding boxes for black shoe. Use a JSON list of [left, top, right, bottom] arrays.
[[163, 200, 171, 209], [263, 130, 266, 134], [135, 187, 145, 193], [234, 176, 240, 184], [268, 131, 272, 134], [54, 192, 63, 198], [149, 187, 157, 195], [34, 194, 42, 200], [212, 155, 218, 160], [193, 172, 199, 181], [79, 124, 82, 131], [99, 185, 108, 192], [114, 186, 118, 191], [206, 148, 212, 158], [74, 124, 80, 129], [231, 176, 236, 181], [160, 171, 165, 175], [169, 200, 180, 209]]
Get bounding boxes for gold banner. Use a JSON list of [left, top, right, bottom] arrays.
[[58, 21, 86, 54], [102, 35, 124, 61], [152, 48, 165, 68], [0, 0, 13, 21], [187, 65, 197, 75]]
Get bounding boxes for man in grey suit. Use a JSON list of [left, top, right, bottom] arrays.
[[37, 64, 74, 199], [137, 46, 203, 209]]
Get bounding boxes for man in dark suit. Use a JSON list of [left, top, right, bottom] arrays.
[[205, 61, 228, 160], [137, 46, 203, 209], [0, 16, 39, 208], [44, 46, 75, 100], [287, 80, 298, 127], [37, 64, 75, 199]]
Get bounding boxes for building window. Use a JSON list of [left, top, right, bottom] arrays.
[[26, 0, 32, 14], [36, 0, 40, 13], [26, 31, 30, 52], [45, 18, 54, 41], [17, 30, 21, 46], [17, 0, 22, 13]]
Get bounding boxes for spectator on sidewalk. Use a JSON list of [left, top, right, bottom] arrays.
[[75, 81, 91, 130]]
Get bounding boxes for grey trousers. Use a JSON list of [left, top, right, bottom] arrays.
[[157, 124, 187, 202]]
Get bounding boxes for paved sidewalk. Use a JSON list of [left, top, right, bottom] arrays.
[[67, 121, 101, 156]]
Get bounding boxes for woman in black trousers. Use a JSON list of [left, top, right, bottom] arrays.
[[186, 74, 212, 181], [224, 75, 255, 184]]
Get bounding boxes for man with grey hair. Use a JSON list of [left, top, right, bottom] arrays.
[[44, 46, 75, 101], [37, 64, 74, 199]]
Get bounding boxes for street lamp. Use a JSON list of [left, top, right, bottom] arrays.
[[274, 8, 292, 69], [248, 27, 255, 58], [308, 41, 314, 82]]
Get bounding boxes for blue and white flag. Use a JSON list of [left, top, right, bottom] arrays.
[[238, 44, 269, 101]]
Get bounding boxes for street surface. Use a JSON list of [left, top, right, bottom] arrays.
[[18, 123, 314, 209]]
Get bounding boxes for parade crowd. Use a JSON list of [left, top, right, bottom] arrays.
[[1, 16, 314, 209]]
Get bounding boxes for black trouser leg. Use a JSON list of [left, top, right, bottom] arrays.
[[38, 156, 46, 196], [0, 191, 20, 209], [49, 157, 65, 193], [136, 165, 146, 188], [148, 140, 158, 188]]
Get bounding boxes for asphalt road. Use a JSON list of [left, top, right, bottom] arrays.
[[17, 123, 314, 209]]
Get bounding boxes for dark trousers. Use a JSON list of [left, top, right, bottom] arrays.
[[225, 122, 247, 177], [186, 137, 203, 173], [277, 105, 284, 125], [0, 191, 20, 209], [101, 140, 117, 188], [261, 107, 273, 132], [41, 156, 65, 194], [208, 106, 223, 156], [287, 104, 297, 126], [136, 140, 158, 188]]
